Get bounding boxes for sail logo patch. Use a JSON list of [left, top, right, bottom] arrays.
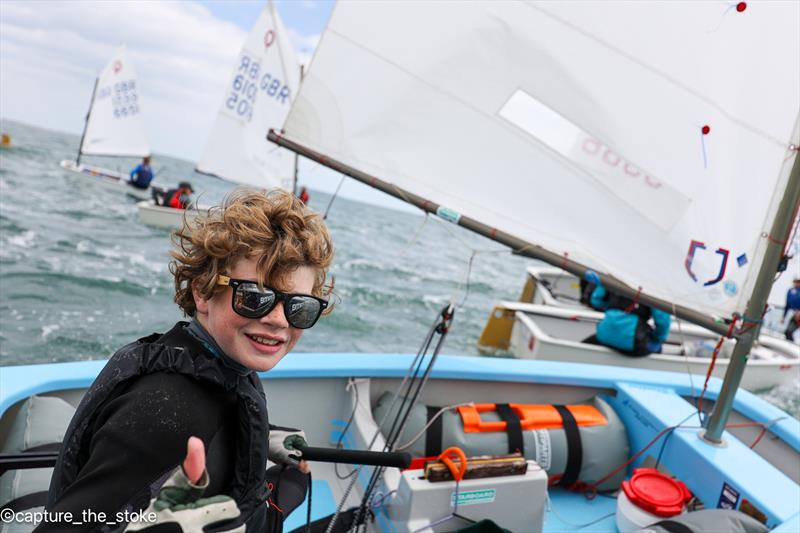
[[684, 239, 729, 286]]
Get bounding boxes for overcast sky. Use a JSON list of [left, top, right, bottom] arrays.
[[0, 0, 412, 210]]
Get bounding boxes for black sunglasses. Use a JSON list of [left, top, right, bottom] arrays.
[[217, 275, 328, 329]]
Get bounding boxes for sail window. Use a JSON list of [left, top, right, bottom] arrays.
[[499, 89, 690, 232]]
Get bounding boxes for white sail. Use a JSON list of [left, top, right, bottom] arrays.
[[81, 46, 150, 157], [281, 1, 800, 319], [196, 2, 300, 190]]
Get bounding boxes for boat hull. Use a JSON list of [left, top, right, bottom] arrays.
[[504, 303, 800, 391], [136, 200, 210, 229], [59, 159, 154, 200], [0, 354, 798, 531]]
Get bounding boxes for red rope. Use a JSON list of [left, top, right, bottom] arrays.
[[697, 317, 738, 416], [582, 423, 679, 497], [726, 421, 774, 449], [265, 481, 284, 513], [767, 234, 787, 246], [624, 287, 642, 313], [581, 419, 773, 498]]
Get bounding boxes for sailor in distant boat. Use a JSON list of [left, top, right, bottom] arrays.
[[579, 276, 608, 311], [785, 310, 800, 343], [39, 190, 334, 532], [298, 186, 309, 205], [152, 181, 194, 209], [783, 277, 800, 321], [581, 271, 671, 357], [129, 156, 154, 189]]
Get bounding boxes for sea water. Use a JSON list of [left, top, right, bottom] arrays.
[[0, 119, 797, 418]]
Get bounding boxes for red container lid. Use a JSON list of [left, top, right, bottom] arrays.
[[621, 468, 692, 517]]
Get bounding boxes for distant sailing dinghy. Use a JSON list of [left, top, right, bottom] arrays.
[[512, 264, 800, 332], [473, 265, 799, 389], [137, 2, 300, 229], [59, 47, 155, 200], [479, 301, 799, 390]]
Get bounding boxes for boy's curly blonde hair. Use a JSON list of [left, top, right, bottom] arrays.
[[170, 188, 334, 317]]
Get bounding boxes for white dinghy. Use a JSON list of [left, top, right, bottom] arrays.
[[480, 301, 799, 391], [59, 46, 156, 200], [137, 2, 301, 230], [474, 266, 798, 389]]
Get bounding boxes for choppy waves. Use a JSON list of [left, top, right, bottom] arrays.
[[1, 119, 796, 417]]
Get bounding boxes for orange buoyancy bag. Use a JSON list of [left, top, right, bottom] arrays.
[[372, 394, 628, 491]]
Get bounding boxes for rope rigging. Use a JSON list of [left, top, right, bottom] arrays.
[[319, 304, 456, 533], [348, 304, 455, 533]]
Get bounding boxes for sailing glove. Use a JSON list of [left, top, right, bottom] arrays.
[[125, 464, 245, 533], [268, 426, 307, 467], [646, 340, 663, 354], [584, 270, 601, 287]]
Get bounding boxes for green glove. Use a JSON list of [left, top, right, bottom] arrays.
[[268, 427, 307, 466], [125, 465, 244, 533]]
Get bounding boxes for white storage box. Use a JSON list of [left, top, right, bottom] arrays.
[[388, 461, 548, 532]]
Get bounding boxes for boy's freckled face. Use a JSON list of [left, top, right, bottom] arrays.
[[193, 257, 316, 372]]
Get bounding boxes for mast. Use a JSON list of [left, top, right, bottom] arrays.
[[704, 147, 800, 443], [76, 77, 99, 165], [292, 65, 304, 196], [268, 129, 734, 337], [292, 149, 299, 196]]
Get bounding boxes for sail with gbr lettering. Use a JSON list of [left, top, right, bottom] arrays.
[[196, 1, 300, 190], [276, 1, 799, 320], [80, 46, 150, 157]]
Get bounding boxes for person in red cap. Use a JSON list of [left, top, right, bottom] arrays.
[[153, 181, 194, 210]]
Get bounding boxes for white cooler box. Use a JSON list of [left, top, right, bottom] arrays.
[[388, 461, 548, 532]]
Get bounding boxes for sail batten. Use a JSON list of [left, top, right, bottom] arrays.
[[79, 46, 149, 158], [278, 1, 800, 319], [196, 2, 300, 190]]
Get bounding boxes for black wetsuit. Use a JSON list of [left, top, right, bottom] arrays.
[[39, 321, 306, 532]]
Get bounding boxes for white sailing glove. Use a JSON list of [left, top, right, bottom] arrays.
[[124, 465, 244, 533], [268, 426, 307, 467]]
